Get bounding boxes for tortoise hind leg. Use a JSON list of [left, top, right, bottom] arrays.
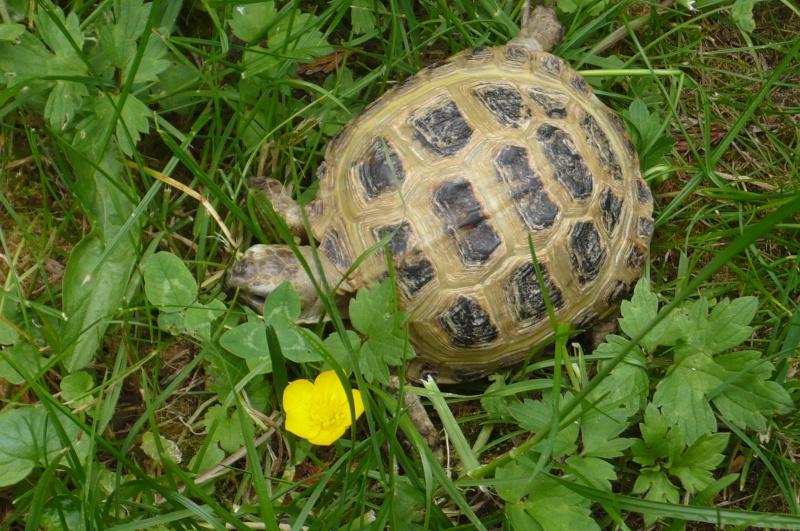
[[510, 3, 564, 53]]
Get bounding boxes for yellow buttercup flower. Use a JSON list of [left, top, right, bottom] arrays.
[[282, 371, 365, 446]]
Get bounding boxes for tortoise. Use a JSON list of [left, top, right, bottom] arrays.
[[227, 6, 654, 383]]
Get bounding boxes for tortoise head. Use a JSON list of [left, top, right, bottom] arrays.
[[228, 244, 348, 323]]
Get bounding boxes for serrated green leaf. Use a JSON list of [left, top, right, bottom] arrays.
[[712, 350, 792, 431], [350, 0, 376, 35], [495, 458, 537, 503], [0, 24, 26, 42], [581, 407, 633, 459], [563, 455, 617, 491], [142, 252, 198, 311], [267, 12, 332, 62], [632, 468, 680, 506], [508, 397, 579, 458], [523, 477, 600, 531], [229, 2, 277, 43], [189, 442, 225, 475], [36, 8, 83, 59], [481, 376, 514, 420], [703, 297, 757, 355], [323, 330, 361, 375], [670, 432, 729, 493], [0, 33, 56, 85], [130, 34, 171, 84], [0, 290, 21, 346], [631, 403, 673, 467], [619, 278, 689, 351], [589, 334, 648, 415], [349, 280, 394, 335], [652, 364, 717, 443], [45, 80, 88, 130]]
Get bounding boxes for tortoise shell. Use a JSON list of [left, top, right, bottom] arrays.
[[304, 45, 652, 382]]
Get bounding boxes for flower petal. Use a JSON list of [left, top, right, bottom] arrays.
[[283, 379, 321, 440], [308, 424, 348, 446]]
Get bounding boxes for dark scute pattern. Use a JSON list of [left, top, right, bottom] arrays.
[[639, 217, 654, 239], [507, 261, 564, 323], [420, 60, 450, 74], [570, 74, 591, 95], [605, 110, 637, 157], [473, 83, 531, 128], [432, 179, 502, 265], [626, 243, 647, 271], [539, 54, 563, 75], [397, 251, 436, 299], [637, 179, 653, 204], [537, 124, 594, 201], [453, 368, 489, 381], [467, 46, 491, 60], [580, 113, 623, 181], [569, 221, 607, 284], [526, 87, 567, 119], [373, 221, 414, 257], [321, 229, 351, 271], [599, 189, 623, 236], [437, 295, 499, 347], [574, 311, 598, 331], [604, 280, 629, 307], [505, 46, 531, 62], [494, 145, 559, 231], [410, 98, 473, 157], [356, 137, 405, 200]]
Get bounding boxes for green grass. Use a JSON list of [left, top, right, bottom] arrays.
[[1, 0, 799, 529]]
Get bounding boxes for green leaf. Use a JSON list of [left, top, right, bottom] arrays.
[[189, 442, 225, 474], [323, 330, 362, 375], [141, 432, 182, 464], [350, 0, 377, 35], [495, 458, 537, 503], [203, 405, 253, 453], [631, 404, 675, 467], [0, 289, 21, 345], [345, 280, 414, 383], [481, 376, 514, 420], [730, 0, 756, 33], [632, 468, 680, 506], [0, 24, 26, 42], [142, 252, 198, 312], [36, 8, 83, 59], [263, 281, 301, 322], [219, 320, 272, 374], [523, 477, 600, 531], [563, 455, 617, 492], [621, 98, 675, 171], [0, 407, 81, 487], [589, 334, 648, 415], [0, 341, 45, 385], [183, 299, 227, 340], [712, 350, 793, 431], [619, 278, 689, 351], [508, 396, 579, 458], [580, 407, 633, 459], [652, 363, 718, 443], [506, 502, 543, 531], [61, 232, 135, 372], [44, 80, 89, 130], [702, 296, 757, 355], [670, 432, 729, 493], [41, 495, 82, 531], [229, 2, 277, 43], [61, 371, 94, 410]]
